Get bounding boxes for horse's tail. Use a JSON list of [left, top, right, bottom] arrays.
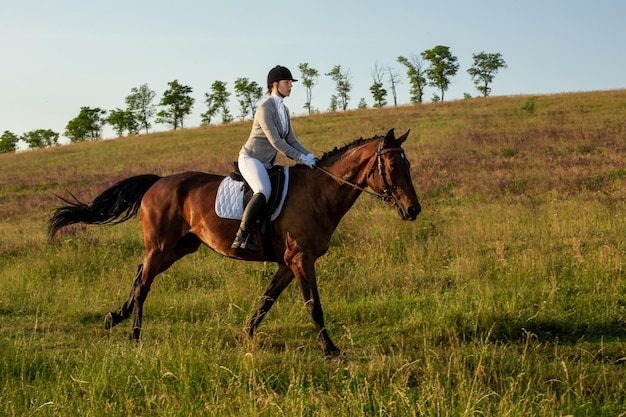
[[48, 174, 162, 241]]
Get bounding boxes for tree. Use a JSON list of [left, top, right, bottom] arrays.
[[0, 130, 19, 153], [22, 129, 59, 149], [201, 80, 232, 125], [386, 66, 402, 107], [369, 82, 387, 108], [298, 63, 319, 115], [467, 52, 507, 97], [421, 45, 459, 102], [107, 108, 139, 137], [65, 107, 107, 142], [329, 95, 338, 112], [156, 80, 194, 130], [125, 84, 156, 134], [234, 78, 262, 121], [326, 65, 352, 111], [369, 63, 388, 108], [397, 55, 427, 103]]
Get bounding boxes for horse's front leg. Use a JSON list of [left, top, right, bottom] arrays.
[[246, 264, 295, 338], [302, 276, 339, 357], [285, 234, 340, 357]]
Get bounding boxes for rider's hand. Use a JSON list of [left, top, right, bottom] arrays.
[[299, 153, 316, 168]]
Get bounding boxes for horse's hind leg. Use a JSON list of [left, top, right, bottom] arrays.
[[105, 233, 201, 340], [246, 264, 295, 338], [132, 233, 203, 340], [111, 250, 172, 341], [104, 264, 143, 329]]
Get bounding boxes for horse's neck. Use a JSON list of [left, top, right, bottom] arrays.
[[316, 144, 376, 218], [324, 143, 376, 186]]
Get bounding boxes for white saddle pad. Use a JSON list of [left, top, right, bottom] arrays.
[[215, 167, 289, 222]]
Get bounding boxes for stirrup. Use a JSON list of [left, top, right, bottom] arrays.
[[231, 230, 260, 252]]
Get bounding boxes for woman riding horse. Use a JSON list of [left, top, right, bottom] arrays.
[[48, 129, 420, 357]]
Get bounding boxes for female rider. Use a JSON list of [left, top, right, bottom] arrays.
[[231, 65, 316, 251]]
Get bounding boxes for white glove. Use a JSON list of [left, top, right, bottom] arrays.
[[299, 153, 316, 168]]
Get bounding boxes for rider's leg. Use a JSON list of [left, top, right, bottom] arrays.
[[231, 155, 270, 252]]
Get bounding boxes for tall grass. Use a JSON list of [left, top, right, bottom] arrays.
[[1, 91, 625, 416]]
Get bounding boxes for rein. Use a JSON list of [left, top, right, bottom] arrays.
[[316, 166, 391, 202], [315, 138, 405, 206]]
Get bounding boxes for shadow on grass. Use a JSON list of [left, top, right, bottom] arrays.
[[445, 313, 626, 346], [78, 311, 107, 325]]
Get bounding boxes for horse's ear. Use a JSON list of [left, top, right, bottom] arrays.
[[384, 128, 396, 142], [384, 128, 410, 144], [396, 129, 411, 144]]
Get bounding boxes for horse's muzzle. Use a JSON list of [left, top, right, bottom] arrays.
[[399, 204, 421, 221]]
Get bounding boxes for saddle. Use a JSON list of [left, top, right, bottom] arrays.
[[229, 162, 286, 214], [226, 162, 287, 262]]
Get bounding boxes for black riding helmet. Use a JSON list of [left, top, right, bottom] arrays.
[[267, 65, 297, 89]]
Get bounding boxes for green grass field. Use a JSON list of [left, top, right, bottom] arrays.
[[1, 91, 625, 416]]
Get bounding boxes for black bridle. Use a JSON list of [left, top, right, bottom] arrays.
[[315, 138, 407, 206]]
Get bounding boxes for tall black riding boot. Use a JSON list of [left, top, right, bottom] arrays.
[[231, 193, 267, 252]]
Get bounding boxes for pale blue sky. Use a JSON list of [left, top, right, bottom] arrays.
[[1, 0, 624, 142]]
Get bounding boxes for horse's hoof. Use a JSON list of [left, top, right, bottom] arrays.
[[236, 330, 252, 344], [104, 312, 114, 329], [325, 348, 345, 362], [328, 352, 348, 364]]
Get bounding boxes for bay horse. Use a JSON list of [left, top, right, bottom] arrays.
[[48, 128, 421, 357]]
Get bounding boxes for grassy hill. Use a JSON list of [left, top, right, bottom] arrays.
[[1, 90, 625, 416]]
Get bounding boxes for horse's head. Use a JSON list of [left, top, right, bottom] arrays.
[[366, 129, 421, 221]]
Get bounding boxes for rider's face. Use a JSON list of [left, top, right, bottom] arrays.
[[275, 80, 292, 97]]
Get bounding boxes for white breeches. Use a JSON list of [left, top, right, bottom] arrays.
[[238, 154, 271, 202]]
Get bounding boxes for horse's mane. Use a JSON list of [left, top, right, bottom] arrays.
[[318, 135, 382, 165]]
